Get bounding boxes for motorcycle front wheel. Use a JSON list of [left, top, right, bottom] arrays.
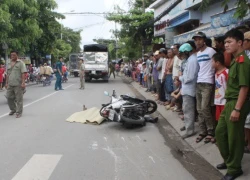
[[145, 100, 157, 114]]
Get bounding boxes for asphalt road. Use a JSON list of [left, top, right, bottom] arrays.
[[0, 76, 196, 180]]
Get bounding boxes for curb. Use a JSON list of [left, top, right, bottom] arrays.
[[122, 75, 250, 180]]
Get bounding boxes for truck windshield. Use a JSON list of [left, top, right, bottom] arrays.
[[83, 52, 108, 64]]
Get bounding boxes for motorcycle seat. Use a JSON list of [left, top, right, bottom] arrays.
[[120, 95, 143, 104]]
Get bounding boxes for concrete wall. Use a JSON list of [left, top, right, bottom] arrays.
[[201, 0, 238, 24]]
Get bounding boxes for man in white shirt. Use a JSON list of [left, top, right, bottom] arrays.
[[144, 54, 151, 92], [193, 32, 216, 143], [156, 48, 165, 103]]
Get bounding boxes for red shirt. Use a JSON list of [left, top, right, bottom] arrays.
[[62, 66, 67, 73]]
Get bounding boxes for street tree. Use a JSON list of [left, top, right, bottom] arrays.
[[33, 0, 64, 58], [51, 39, 72, 61], [61, 27, 82, 53], [2, 0, 42, 53], [106, 0, 155, 59]]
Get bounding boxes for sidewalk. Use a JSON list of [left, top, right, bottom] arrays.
[[127, 77, 250, 180]]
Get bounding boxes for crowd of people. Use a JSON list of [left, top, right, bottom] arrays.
[[123, 29, 250, 180]]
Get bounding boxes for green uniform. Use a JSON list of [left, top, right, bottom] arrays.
[[6, 60, 27, 114], [215, 51, 250, 175]]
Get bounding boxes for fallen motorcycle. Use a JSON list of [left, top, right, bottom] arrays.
[[100, 90, 158, 126]]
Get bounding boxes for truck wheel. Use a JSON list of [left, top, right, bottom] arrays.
[[74, 72, 78, 77]]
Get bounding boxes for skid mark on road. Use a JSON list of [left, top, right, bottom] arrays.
[[103, 146, 121, 180], [148, 156, 156, 163], [0, 84, 74, 119], [12, 154, 62, 180]]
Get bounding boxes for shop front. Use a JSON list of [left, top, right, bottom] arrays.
[[173, 8, 250, 44]]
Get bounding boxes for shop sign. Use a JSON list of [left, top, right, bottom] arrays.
[[19, 56, 31, 65]]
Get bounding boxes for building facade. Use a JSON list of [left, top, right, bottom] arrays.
[[149, 0, 250, 47]]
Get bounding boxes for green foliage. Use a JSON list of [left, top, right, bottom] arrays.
[[0, 0, 81, 62], [234, 0, 249, 19], [105, 0, 155, 59], [62, 27, 82, 53], [32, 0, 64, 57], [51, 39, 72, 60]]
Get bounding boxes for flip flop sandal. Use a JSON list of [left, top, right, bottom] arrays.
[[204, 135, 216, 144], [196, 134, 207, 143]]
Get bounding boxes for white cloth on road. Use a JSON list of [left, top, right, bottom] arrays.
[[66, 107, 104, 125]]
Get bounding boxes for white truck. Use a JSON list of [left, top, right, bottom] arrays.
[[83, 44, 109, 82]]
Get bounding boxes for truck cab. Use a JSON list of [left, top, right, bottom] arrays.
[[83, 44, 109, 82]]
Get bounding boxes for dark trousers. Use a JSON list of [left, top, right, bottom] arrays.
[[55, 74, 62, 90], [109, 71, 115, 78], [140, 73, 143, 85]]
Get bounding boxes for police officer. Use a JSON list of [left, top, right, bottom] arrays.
[[55, 57, 63, 91], [5, 50, 27, 118], [215, 29, 250, 180]]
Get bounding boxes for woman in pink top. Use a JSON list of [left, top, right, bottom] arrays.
[[0, 64, 5, 90]]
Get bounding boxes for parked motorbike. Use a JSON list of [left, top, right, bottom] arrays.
[[100, 90, 158, 126]]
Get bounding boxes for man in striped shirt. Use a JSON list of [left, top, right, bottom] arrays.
[[192, 32, 216, 143]]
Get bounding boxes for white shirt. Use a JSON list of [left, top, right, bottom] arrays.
[[172, 55, 181, 79], [157, 58, 164, 79], [138, 64, 143, 74], [214, 69, 228, 105], [197, 47, 216, 84]]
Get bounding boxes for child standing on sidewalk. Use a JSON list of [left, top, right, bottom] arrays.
[[212, 53, 228, 121]]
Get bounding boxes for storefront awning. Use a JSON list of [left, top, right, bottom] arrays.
[[173, 23, 237, 44]]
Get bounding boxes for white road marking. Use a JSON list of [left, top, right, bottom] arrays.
[[12, 154, 62, 180], [104, 137, 108, 142], [121, 137, 125, 142], [0, 84, 74, 119]]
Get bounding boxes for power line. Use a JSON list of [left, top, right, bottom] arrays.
[[98, 0, 117, 38], [73, 22, 105, 30], [61, 12, 128, 15]]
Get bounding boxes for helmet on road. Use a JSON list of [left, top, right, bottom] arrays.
[[179, 43, 193, 53]]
